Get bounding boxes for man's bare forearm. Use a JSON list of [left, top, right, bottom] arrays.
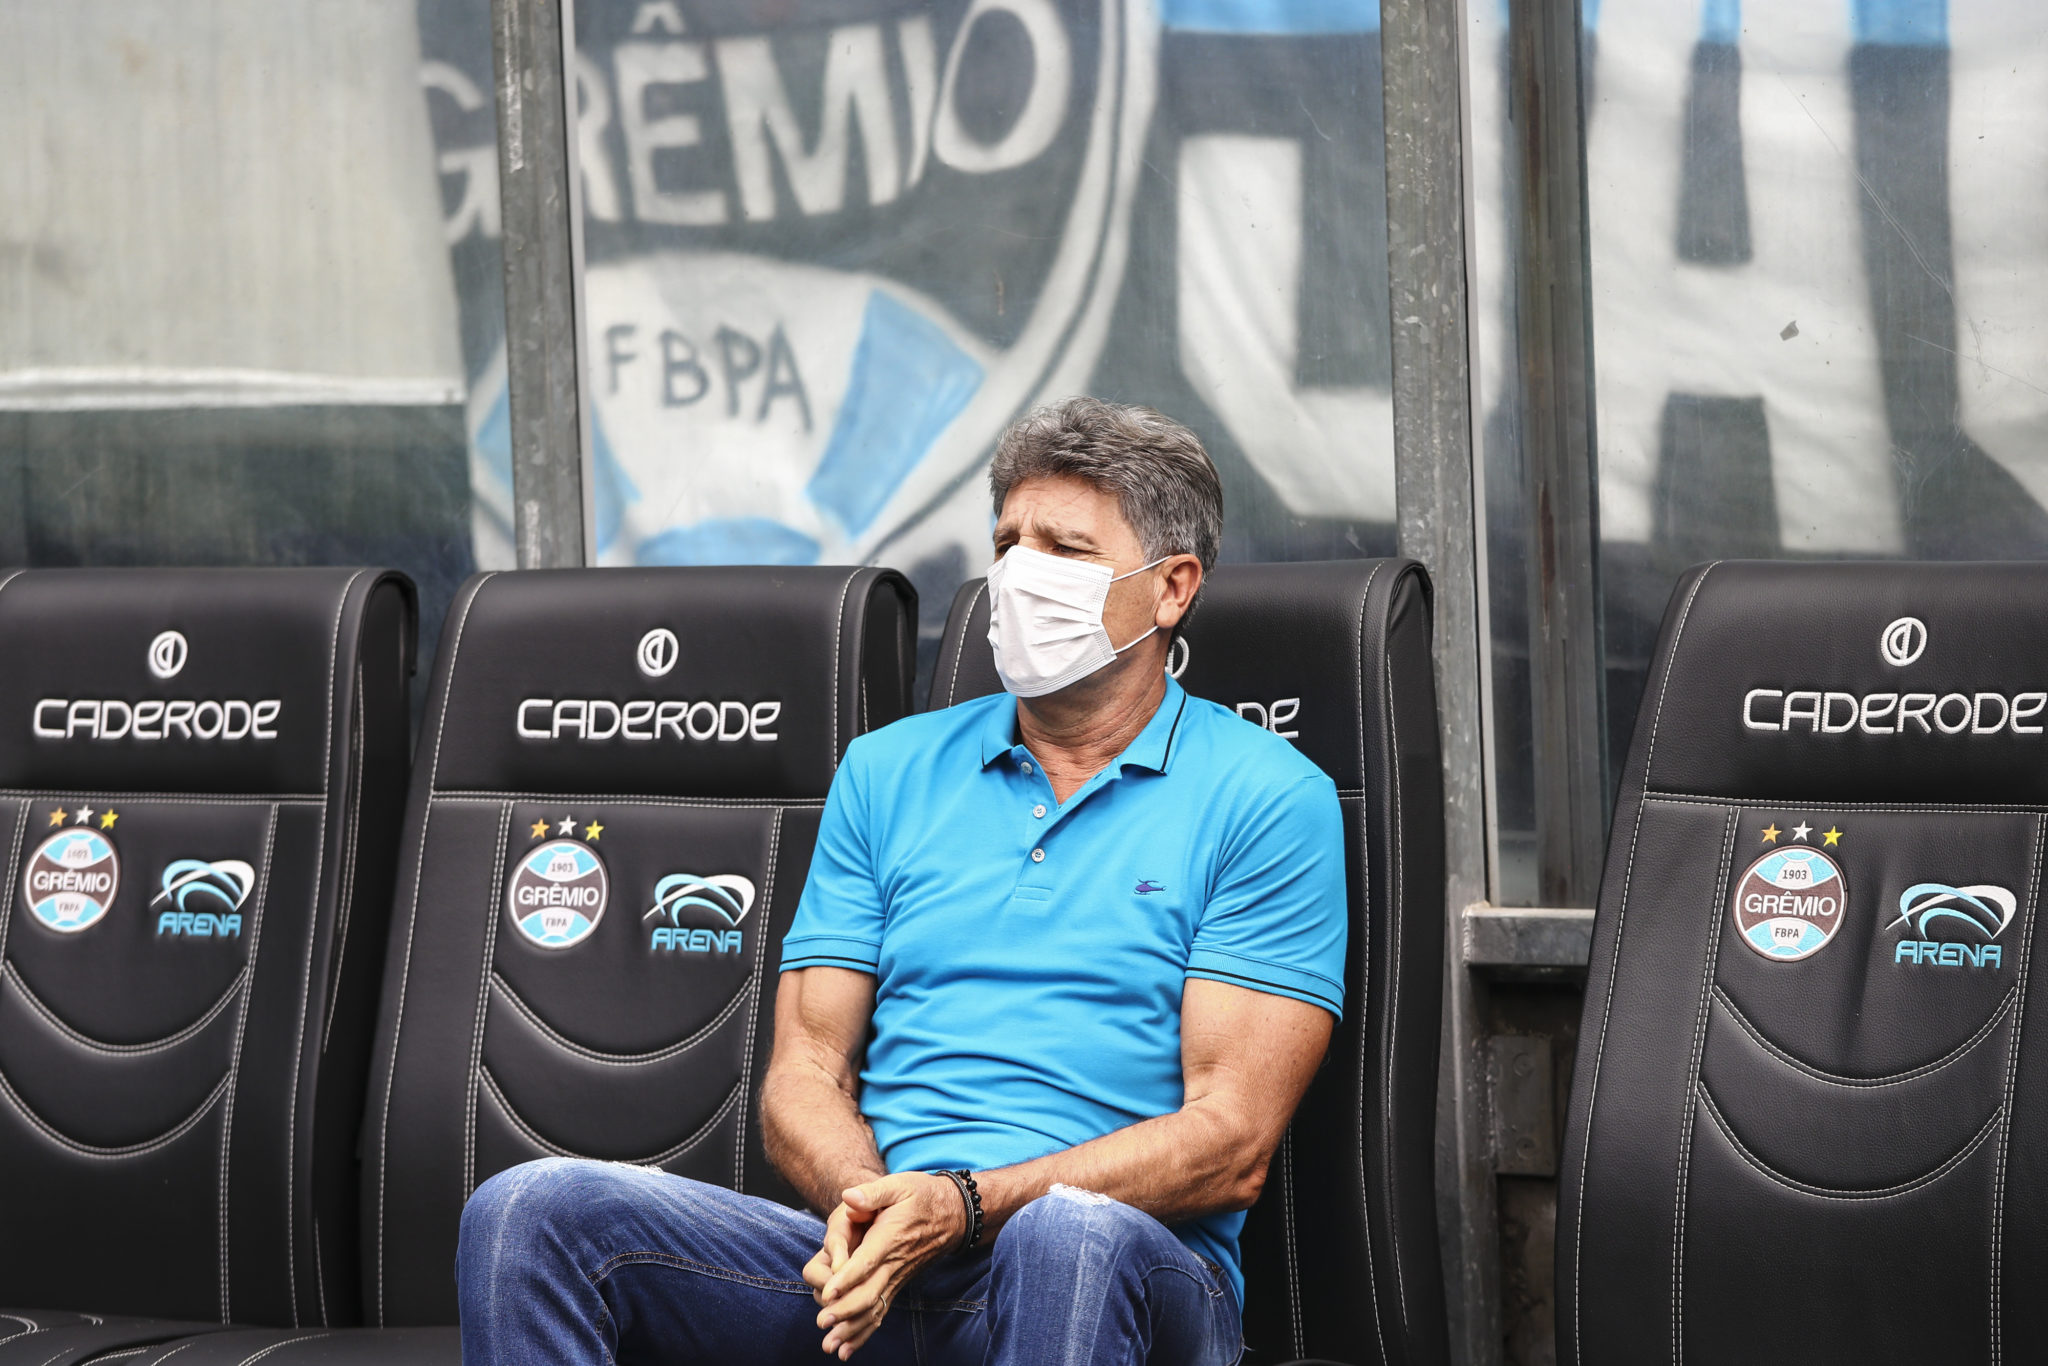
[[972, 1095, 1266, 1239], [761, 1058, 889, 1214], [761, 967, 890, 1215]]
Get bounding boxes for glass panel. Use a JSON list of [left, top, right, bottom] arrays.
[[565, 0, 1396, 692], [1472, 0, 1537, 906], [0, 0, 508, 694], [1588, 1, 2048, 769]]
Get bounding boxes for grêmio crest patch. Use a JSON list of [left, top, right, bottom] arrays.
[[1730, 847, 1848, 962]]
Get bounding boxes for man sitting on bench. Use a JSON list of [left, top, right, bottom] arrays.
[[456, 398, 1347, 1366]]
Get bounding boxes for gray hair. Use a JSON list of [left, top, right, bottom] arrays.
[[987, 397, 1223, 572]]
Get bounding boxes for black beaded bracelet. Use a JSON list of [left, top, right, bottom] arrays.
[[935, 1169, 983, 1252]]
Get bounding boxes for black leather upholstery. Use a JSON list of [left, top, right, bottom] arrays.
[[931, 559, 1448, 1366], [359, 566, 916, 1328], [0, 568, 417, 1359], [1560, 561, 2048, 1363]]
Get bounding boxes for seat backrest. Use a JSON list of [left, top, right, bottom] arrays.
[[361, 566, 916, 1326], [931, 559, 1448, 1366], [1561, 561, 2048, 1363], [0, 568, 416, 1326]]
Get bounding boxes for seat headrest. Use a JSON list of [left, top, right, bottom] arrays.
[[931, 559, 1428, 791], [0, 567, 416, 796], [424, 566, 916, 800], [1633, 561, 2048, 804]]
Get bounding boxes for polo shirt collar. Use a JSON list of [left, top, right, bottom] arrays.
[[978, 675, 1190, 775]]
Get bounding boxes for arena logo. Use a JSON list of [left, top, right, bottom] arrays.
[[1888, 881, 2016, 971], [23, 828, 121, 934], [1729, 846, 1846, 962], [644, 872, 755, 955], [152, 859, 256, 939], [35, 698, 282, 742], [507, 840, 610, 949]]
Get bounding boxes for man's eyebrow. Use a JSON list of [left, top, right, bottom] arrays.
[[1035, 520, 1099, 547]]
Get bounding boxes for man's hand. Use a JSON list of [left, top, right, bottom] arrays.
[[801, 1173, 966, 1358]]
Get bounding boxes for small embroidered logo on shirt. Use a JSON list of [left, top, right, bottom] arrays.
[[1134, 880, 1165, 896]]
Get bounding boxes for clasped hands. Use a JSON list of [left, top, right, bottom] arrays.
[[802, 1172, 969, 1359]]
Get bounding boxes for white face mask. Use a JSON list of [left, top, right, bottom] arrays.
[[985, 545, 1169, 698]]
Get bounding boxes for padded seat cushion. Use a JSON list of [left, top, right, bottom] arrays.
[[1561, 561, 2048, 1364], [118, 1328, 459, 1366], [360, 567, 914, 1327], [0, 569, 415, 1331], [0, 1313, 224, 1366]]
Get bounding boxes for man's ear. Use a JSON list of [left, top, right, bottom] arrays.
[[1156, 555, 1203, 629]]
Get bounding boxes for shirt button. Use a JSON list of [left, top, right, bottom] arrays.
[[1033, 804, 1047, 819], [1031, 848, 1046, 863], [1021, 761, 1033, 774]]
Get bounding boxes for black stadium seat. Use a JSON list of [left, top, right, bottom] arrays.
[[116, 566, 915, 1364], [929, 558, 1449, 1366], [1560, 562, 2048, 1363], [0, 569, 417, 1363]]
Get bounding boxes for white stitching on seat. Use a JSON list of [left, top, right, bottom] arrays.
[[1380, 624, 1408, 1341], [372, 570, 493, 1325], [1351, 563, 1389, 1365], [1695, 1081, 2000, 1201], [0, 791, 325, 805], [733, 807, 784, 1186], [830, 571, 857, 772], [0, 1062, 231, 1158], [313, 1213, 329, 1327], [1644, 791, 2048, 816], [283, 567, 364, 1326], [429, 791, 823, 810], [488, 969, 754, 1066], [219, 804, 281, 1323], [1990, 814, 2043, 1365], [476, 1064, 744, 1168], [1671, 809, 1737, 1365], [1278, 1129, 1303, 1358], [464, 804, 513, 1199], [945, 582, 988, 709], [3, 959, 247, 1056], [1570, 561, 1717, 1366], [0, 799, 38, 971], [1711, 984, 2016, 1090], [322, 671, 368, 1051], [234, 1332, 332, 1366]]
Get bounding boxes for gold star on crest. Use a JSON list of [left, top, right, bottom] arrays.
[[1822, 826, 1843, 846], [1760, 824, 1781, 844], [584, 820, 604, 841], [530, 819, 549, 839], [48, 808, 66, 827], [99, 810, 118, 829]]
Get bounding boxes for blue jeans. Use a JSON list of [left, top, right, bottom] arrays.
[[456, 1158, 1242, 1366]]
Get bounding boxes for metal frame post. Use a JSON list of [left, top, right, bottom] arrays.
[[1383, 0, 1500, 1361], [491, 0, 590, 568]]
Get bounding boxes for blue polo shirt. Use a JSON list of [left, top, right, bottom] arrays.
[[779, 675, 1347, 1304]]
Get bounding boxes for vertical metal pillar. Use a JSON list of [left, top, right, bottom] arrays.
[[491, 0, 590, 568], [1382, 0, 1499, 1361], [1512, 0, 1606, 907]]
